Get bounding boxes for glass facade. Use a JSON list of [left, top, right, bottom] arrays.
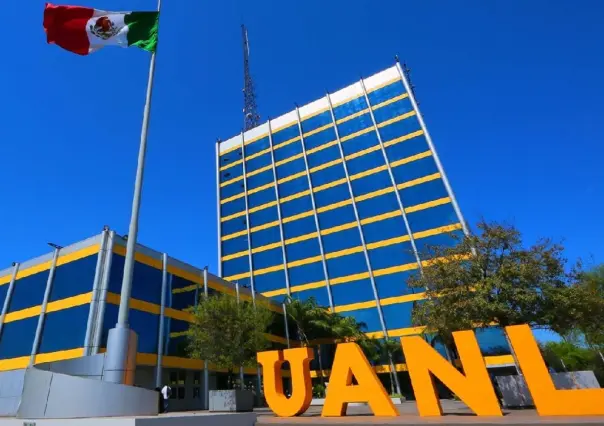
[[218, 64, 468, 338]]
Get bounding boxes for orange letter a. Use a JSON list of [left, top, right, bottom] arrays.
[[257, 347, 314, 417]]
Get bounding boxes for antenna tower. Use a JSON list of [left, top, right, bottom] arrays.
[[242, 24, 260, 131]]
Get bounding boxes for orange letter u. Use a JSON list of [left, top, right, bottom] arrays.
[[257, 347, 314, 417]]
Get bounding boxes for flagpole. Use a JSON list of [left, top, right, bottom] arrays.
[[104, 0, 162, 385]]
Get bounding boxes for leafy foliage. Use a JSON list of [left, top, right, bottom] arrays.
[[575, 265, 604, 350], [186, 293, 273, 382], [410, 220, 587, 345], [541, 341, 595, 372]]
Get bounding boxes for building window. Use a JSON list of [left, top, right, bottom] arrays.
[[178, 370, 186, 385], [178, 387, 186, 400], [193, 387, 201, 398], [169, 371, 178, 386], [193, 371, 201, 385]]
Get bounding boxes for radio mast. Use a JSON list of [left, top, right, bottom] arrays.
[[242, 24, 260, 131]]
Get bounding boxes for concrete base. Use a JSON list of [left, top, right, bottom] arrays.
[[310, 398, 403, 407], [103, 326, 138, 385], [209, 390, 254, 412], [0, 412, 257, 426]]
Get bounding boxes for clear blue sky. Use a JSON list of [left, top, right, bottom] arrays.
[[2, 0, 603, 278]]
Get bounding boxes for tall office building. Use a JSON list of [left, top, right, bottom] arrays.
[[217, 63, 469, 339]]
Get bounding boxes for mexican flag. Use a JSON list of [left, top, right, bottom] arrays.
[[43, 3, 159, 55]]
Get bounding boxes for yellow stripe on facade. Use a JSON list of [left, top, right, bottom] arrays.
[[372, 93, 409, 111], [354, 186, 394, 202], [253, 264, 284, 277], [313, 178, 347, 193], [380, 292, 427, 307], [405, 197, 451, 214], [390, 150, 432, 169], [245, 147, 271, 162], [281, 190, 310, 203], [325, 246, 364, 260], [277, 171, 306, 184], [220, 175, 244, 188], [220, 192, 245, 205], [247, 182, 274, 196], [397, 173, 440, 190], [334, 300, 377, 313], [340, 126, 373, 143], [320, 221, 357, 236], [282, 210, 314, 224], [275, 152, 304, 167], [221, 229, 247, 242], [113, 245, 163, 270], [309, 158, 342, 174], [360, 210, 401, 225], [377, 111, 416, 129], [306, 140, 338, 156], [273, 135, 301, 151], [288, 256, 323, 268], [366, 235, 410, 250], [222, 271, 251, 281], [246, 164, 273, 179], [383, 129, 424, 148], [244, 132, 268, 146], [219, 144, 241, 156], [221, 250, 248, 262], [349, 165, 387, 181], [345, 144, 381, 161], [414, 223, 462, 240], [4, 305, 41, 323], [303, 123, 333, 138], [249, 201, 278, 214], [316, 199, 351, 214], [0, 348, 86, 372], [220, 210, 246, 223], [330, 272, 371, 286], [219, 158, 243, 172], [300, 106, 330, 122], [1, 244, 100, 286], [336, 109, 369, 125], [285, 232, 318, 245]]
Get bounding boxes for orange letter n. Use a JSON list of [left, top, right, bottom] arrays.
[[257, 347, 314, 417], [402, 330, 502, 417]]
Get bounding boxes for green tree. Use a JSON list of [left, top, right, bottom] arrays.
[[360, 337, 402, 395], [540, 341, 595, 372], [410, 220, 588, 366], [186, 293, 273, 389], [576, 265, 604, 361]]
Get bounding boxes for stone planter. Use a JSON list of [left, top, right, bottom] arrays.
[[209, 390, 254, 412]]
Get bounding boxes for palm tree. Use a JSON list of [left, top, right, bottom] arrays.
[[360, 337, 402, 395]]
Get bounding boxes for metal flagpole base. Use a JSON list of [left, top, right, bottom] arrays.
[[103, 325, 138, 385]]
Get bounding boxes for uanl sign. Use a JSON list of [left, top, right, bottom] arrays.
[[257, 325, 604, 417]]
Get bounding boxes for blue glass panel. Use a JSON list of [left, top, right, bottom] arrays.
[[303, 127, 336, 151], [392, 156, 439, 185], [107, 255, 124, 294], [170, 275, 197, 292], [326, 253, 367, 278], [341, 131, 379, 157], [254, 270, 287, 293], [386, 135, 430, 164], [277, 177, 307, 199], [313, 184, 350, 209], [382, 302, 414, 331], [331, 279, 375, 306], [356, 192, 399, 220], [130, 309, 159, 353], [333, 97, 368, 120], [399, 179, 448, 208], [285, 237, 321, 262], [283, 216, 316, 239], [222, 235, 248, 257], [379, 115, 422, 143], [39, 304, 89, 353], [275, 157, 306, 181], [317, 205, 356, 231], [100, 303, 118, 348], [346, 150, 385, 175], [367, 81, 406, 106], [321, 227, 361, 253], [368, 242, 416, 271], [406, 203, 457, 233], [246, 152, 272, 172], [222, 257, 249, 278], [219, 146, 242, 162], [50, 255, 97, 301], [251, 226, 281, 248], [171, 291, 196, 311], [9, 270, 48, 312], [220, 180, 245, 200], [336, 115, 373, 139], [362, 215, 408, 244], [249, 206, 278, 228], [0, 317, 37, 358], [310, 166, 346, 190], [0, 284, 8, 313], [272, 124, 299, 145], [415, 230, 464, 260], [288, 262, 325, 287], [248, 186, 275, 209], [291, 287, 330, 308], [253, 247, 283, 270], [280, 195, 313, 219], [244, 136, 270, 157], [132, 262, 162, 305], [301, 111, 332, 134], [373, 98, 414, 124], [307, 145, 341, 169], [220, 197, 246, 218], [350, 171, 391, 198], [476, 327, 511, 355], [219, 161, 243, 181], [374, 270, 418, 299], [169, 319, 190, 334], [247, 169, 274, 191], [343, 308, 382, 333], [273, 140, 302, 163]]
